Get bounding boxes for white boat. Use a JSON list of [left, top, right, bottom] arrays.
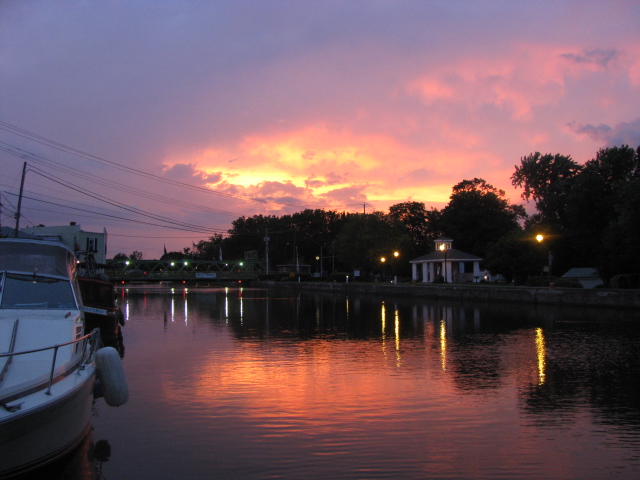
[[0, 238, 127, 477]]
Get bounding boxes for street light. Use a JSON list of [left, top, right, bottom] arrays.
[[536, 234, 552, 285], [391, 251, 400, 283], [439, 244, 447, 283]]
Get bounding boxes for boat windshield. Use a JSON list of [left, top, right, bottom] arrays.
[[0, 273, 78, 310]]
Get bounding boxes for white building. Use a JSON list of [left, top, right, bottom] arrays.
[[561, 268, 603, 289], [20, 223, 108, 264], [410, 237, 482, 283]]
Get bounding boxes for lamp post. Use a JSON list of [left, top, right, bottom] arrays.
[[439, 244, 447, 283], [380, 256, 386, 282], [390, 251, 400, 283], [536, 234, 552, 285], [536, 234, 544, 277]]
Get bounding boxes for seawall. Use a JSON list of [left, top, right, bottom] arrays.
[[258, 281, 640, 309]]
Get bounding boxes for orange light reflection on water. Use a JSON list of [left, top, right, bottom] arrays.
[[439, 319, 447, 371], [535, 327, 546, 385]]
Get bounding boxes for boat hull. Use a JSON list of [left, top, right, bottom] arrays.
[[79, 276, 124, 341], [0, 365, 96, 478]]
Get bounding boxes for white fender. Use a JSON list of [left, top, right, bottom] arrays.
[[95, 346, 129, 407]]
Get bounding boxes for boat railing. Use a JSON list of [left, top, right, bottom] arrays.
[[0, 329, 101, 405]]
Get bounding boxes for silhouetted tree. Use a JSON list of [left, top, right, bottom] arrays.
[[438, 178, 526, 256], [335, 212, 413, 276], [388, 201, 431, 254], [511, 153, 582, 231]]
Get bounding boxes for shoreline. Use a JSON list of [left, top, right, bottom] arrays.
[[257, 281, 640, 309]]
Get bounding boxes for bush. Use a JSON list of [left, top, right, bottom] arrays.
[[610, 274, 640, 289], [525, 276, 556, 287], [553, 277, 582, 288]]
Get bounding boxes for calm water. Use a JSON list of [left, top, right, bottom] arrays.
[[36, 286, 640, 479]]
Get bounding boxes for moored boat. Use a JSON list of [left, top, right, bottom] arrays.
[[78, 256, 125, 346], [0, 238, 128, 477]]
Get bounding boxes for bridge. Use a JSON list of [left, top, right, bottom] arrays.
[[105, 258, 266, 283]]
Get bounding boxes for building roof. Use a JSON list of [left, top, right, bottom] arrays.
[[410, 248, 482, 263], [562, 268, 600, 279], [0, 227, 39, 239]]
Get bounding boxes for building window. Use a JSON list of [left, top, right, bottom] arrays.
[[87, 237, 98, 252]]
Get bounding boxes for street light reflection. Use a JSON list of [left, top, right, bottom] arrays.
[[439, 319, 447, 371], [535, 327, 546, 385]]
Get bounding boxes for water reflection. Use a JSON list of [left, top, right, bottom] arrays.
[[440, 318, 447, 371], [535, 327, 546, 385], [15, 432, 113, 480], [85, 285, 640, 479]]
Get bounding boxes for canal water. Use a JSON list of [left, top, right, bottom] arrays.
[[39, 286, 640, 479]]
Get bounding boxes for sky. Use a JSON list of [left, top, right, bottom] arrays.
[[1, 1, 639, 258]]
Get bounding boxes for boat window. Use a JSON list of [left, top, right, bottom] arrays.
[[0, 273, 77, 310]]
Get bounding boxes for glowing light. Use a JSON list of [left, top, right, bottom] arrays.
[[536, 234, 544, 243]]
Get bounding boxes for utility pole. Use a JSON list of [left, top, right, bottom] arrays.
[[14, 162, 26, 238], [264, 228, 270, 274]]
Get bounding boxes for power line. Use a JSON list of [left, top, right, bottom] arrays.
[[0, 121, 369, 211], [0, 142, 241, 217], [4, 191, 224, 234]]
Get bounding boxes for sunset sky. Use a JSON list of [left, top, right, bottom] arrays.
[[1, 1, 639, 258]]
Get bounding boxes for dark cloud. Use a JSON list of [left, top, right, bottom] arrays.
[[561, 48, 619, 68], [304, 172, 344, 189], [160, 163, 222, 185], [570, 118, 640, 147], [321, 185, 368, 204]]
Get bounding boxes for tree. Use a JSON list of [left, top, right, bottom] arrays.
[[484, 231, 544, 284], [284, 209, 348, 267], [335, 212, 413, 276], [511, 153, 582, 230], [223, 209, 347, 270], [388, 201, 431, 253], [112, 253, 128, 261], [569, 145, 640, 278], [129, 251, 143, 260], [438, 178, 526, 256], [510, 146, 640, 280], [192, 234, 225, 260], [604, 174, 640, 277], [160, 250, 188, 261]]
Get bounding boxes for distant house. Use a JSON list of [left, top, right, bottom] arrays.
[[20, 222, 108, 264], [562, 268, 603, 289], [410, 237, 482, 283]]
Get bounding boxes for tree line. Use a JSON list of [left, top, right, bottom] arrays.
[[114, 145, 640, 285]]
